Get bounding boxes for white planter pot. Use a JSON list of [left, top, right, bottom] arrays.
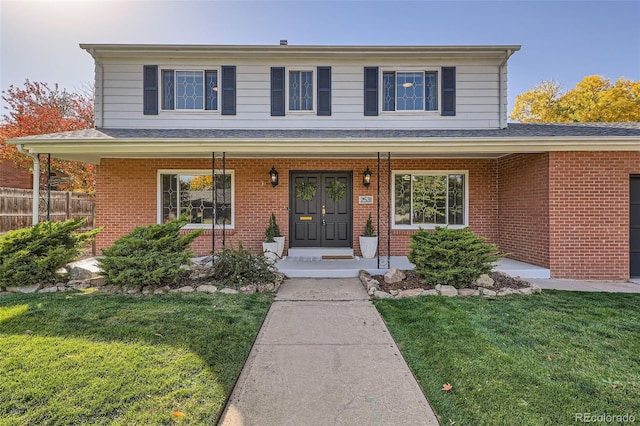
[[273, 236, 285, 258], [262, 242, 279, 261], [359, 236, 378, 259]]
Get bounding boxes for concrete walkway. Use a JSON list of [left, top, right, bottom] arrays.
[[529, 278, 640, 293], [219, 278, 439, 426]]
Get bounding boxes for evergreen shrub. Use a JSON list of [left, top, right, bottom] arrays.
[[408, 226, 502, 288]]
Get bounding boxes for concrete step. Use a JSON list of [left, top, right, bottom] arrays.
[[287, 247, 354, 259]]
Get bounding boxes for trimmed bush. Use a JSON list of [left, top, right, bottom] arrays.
[[408, 227, 502, 288], [0, 218, 101, 287], [98, 217, 202, 288], [210, 244, 277, 288]]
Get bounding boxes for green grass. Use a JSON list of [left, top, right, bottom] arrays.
[[0, 291, 271, 425], [374, 291, 640, 425]]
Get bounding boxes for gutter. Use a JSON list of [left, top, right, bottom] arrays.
[[16, 144, 40, 225]]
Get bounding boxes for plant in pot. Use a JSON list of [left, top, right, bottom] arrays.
[[263, 213, 281, 261], [269, 212, 285, 258], [359, 212, 378, 259]]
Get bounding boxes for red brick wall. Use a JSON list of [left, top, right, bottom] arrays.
[[0, 161, 32, 189], [548, 151, 640, 281], [95, 158, 498, 257], [497, 153, 549, 268]]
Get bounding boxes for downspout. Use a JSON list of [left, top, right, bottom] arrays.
[[498, 49, 512, 129], [17, 144, 40, 225]]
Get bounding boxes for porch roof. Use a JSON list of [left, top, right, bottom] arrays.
[[9, 123, 640, 164]]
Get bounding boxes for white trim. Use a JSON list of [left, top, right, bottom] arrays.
[[392, 170, 469, 230], [157, 169, 235, 229], [380, 67, 441, 114], [286, 68, 316, 114]]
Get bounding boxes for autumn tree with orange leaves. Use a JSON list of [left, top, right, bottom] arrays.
[[0, 80, 96, 194], [510, 76, 640, 123]]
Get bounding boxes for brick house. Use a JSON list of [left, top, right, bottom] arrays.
[[9, 43, 640, 280]]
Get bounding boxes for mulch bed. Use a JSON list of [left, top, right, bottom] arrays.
[[373, 271, 532, 293]]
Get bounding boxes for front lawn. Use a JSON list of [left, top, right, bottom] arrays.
[[0, 291, 271, 425], [374, 291, 640, 425]]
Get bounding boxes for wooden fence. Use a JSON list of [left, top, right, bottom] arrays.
[[0, 187, 95, 234]]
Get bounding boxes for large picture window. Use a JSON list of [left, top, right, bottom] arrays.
[[383, 71, 438, 112], [162, 70, 218, 111], [159, 171, 233, 228], [394, 172, 466, 228]]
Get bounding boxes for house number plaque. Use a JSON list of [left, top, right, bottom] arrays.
[[358, 196, 374, 205]]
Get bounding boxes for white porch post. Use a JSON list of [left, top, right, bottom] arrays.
[[17, 144, 40, 225]]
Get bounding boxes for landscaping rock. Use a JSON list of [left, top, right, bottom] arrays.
[[89, 276, 106, 287], [482, 288, 497, 297], [373, 290, 393, 299], [240, 284, 257, 294], [367, 286, 377, 296], [99, 285, 120, 294], [531, 285, 542, 294], [153, 286, 171, 295], [126, 287, 141, 295], [220, 288, 239, 295], [518, 287, 533, 295], [6, 284, 40, 293], [421, 289, 438, 296], [67, 259, 102, 281], [172, 286, 194, 293], [498, 288, 515, 296], [397, 288, 424, 298], [458, 288, 476, 297], [476, 274, 495, 287], [38, 286, 58, 293], [257, 283, 275, 293], [196, 284, 218, 293], [141, 286, 154, 295], [438, 285, 458, 297], [384, 268, 406, 284]]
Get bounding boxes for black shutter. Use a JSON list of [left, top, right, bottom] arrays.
[[317, 66, 331, 116], [441, 66, 456, 116], [271, 67, 285, 116], [221, 66, 236, 115], [364, 67, 378, 116], [143, 65, 158, 115]]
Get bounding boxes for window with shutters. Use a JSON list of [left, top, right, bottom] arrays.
[[288, 70, 314, 112], [161, 69, 219, 111], [382, 70, 438, 112]]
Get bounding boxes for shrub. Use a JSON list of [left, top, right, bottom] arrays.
[[0, 218, 101, 287], [210, 244, 277, 288], [363, 212, 376, 237], [98, 217, 202, 288], [408, 227, 502, 288], [265, 212, 281, 243]]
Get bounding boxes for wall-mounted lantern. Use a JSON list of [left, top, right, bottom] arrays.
[[363, 166, 372, 188], [269, 166, 279, 187]]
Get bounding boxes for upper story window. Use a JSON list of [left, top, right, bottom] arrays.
[[162, 70, 218, 111], [289, 70, 313, 111], [383, 71, 438, 112]]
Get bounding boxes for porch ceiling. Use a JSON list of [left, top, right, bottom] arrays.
[[9, 124, 640, 164]]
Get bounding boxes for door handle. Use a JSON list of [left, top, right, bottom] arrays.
[[321, 205, 326, 226]]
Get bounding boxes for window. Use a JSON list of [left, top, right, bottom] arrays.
[[159, 171, 233, 228], [383, 71, 438, 112], [394, 172, 466, 228], [289, 70, 313, 111], [162, 70, 218, 111]]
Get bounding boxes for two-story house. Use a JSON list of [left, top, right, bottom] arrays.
[[10, 43, 640, 281]]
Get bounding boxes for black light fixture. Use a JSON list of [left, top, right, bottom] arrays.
[[269, 166, 279, 187], [363, 166, 372, 188]]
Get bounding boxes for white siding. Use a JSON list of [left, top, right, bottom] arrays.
[[98, 57, 506, 130]]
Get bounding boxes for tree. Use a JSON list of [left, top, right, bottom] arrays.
[[510, 76, 640, 123], [0, 80, 96, 193]]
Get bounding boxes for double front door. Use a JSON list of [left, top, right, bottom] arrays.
[[290, 172, 352, 248]]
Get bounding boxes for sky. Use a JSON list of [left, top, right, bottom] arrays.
[[1, 0, 639, 116]]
